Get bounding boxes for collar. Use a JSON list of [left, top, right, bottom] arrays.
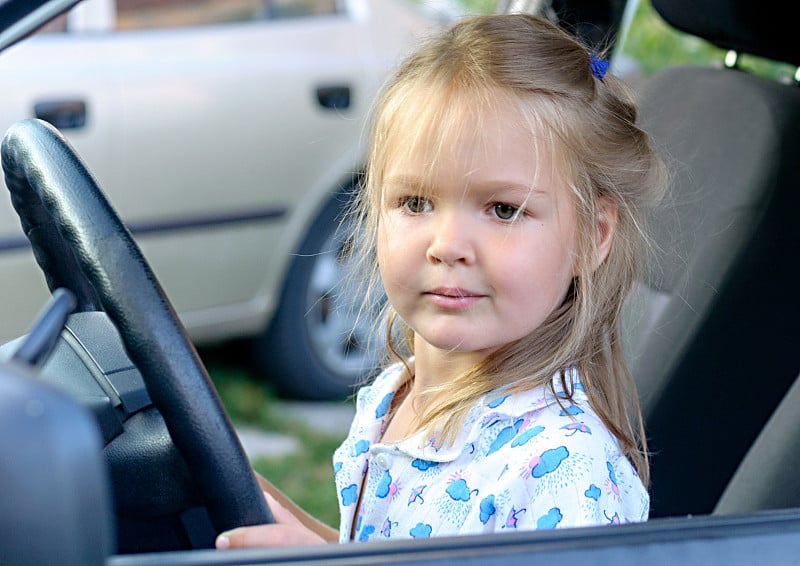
[[365, 365, 584, 463]]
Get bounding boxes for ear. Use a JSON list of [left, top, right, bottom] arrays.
[[594, 195, 618, 270]]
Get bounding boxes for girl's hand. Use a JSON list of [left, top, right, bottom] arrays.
[[215, 491, 329, 549]]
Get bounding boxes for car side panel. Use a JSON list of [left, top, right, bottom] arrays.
[[0, 0, 436, 345]]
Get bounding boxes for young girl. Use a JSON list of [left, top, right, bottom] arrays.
[[217, 12, 665, 548]]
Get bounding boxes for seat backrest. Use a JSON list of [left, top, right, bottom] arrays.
[[714, 371, 800, 515], [622, 0, 800, 517]]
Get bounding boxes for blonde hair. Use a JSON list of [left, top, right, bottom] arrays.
[[346, 14, 666, 486]]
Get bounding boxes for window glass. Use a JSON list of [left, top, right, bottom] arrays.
[[614, 0, 794, 85], [116, 0, 339, 30], [35, 13, 68, 33], [264, 0, 338, 19]]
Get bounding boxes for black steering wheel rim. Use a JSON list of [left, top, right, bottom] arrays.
[[0, 118, 273, 535]]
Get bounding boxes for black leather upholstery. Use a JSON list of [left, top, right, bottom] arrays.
[[625, 0, 800, 517], [715, 371, 800, 514]]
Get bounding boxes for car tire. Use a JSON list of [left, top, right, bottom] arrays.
[[250, 185, 381, 400]]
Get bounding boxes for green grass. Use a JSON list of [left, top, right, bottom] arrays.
[[201, 348, 345, 529], [250, 431, 344, 529]]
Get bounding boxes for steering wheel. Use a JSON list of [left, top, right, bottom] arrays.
[[0, 118, 273, 535]]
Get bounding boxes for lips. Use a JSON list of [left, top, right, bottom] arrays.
[[424, 287, 485, 309]]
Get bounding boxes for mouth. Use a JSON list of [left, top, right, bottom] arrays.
[[424, 287, 485, 309]]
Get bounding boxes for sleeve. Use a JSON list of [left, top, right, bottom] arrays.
[[488, 411, 648, 531]]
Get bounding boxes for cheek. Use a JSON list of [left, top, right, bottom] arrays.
[[541, 219, 580, 281], [502, 237, 575, 301], [377, 213, 411, 255], [376, 221, 398, 282], [376, 218, 392, 258]]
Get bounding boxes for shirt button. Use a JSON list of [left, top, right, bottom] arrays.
[[374, 453, 390, 470]]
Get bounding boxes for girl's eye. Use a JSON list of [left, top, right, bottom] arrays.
[[493, 203, 519, 221], [402, 196, 431, 213]]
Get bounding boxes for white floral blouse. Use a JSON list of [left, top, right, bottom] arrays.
[[332, 363, 649, 542]]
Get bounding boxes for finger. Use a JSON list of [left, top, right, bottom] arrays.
[[216, 524, 324, 549], [262, 491, 299, 526]]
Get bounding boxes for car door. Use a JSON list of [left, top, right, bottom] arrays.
[[0, 0, 117, 341], [105, 0, 372, 339], [0, 0, 434, 347]]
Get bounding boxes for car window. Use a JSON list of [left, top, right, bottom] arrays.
[[264, 0, 339, 19], [614, 0, 796, 84], [115, 0, 340, 30], [37, 14, 69, 33], [37, 0, 500, 35]]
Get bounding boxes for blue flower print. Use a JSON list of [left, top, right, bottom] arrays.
[[335, 365, 649, 540], [375, 392, 393, 418], [510, 425, 545, 447], [537, 507, 563, 529], [410, 523, 432, 538], [358, 524, 375, 541], [606, 461, 620, 497], [353, 439, 370, 456], [529, 446, 569, 478], [607, 461, 618, 484], [562, 422, 591, 436], [605, 511, 621, 525], [487, 418, 524, 455], [487, 395, 509, 408], [333, 461, 342, 475], [411, 458, 438, 471], [585, 484, 601, 501], [559, 405, 584, 416], [376, 471, 398, 499], [554, 377, 584, 396], [446, 478, 479, 501], [341, 484, 358, 506], [479, 495, 496, 524]]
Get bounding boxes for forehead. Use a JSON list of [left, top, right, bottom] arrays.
[[379, 85, 564, 193], [383, 85, 521, 153]]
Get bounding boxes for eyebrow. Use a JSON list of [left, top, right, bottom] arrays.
[[383, 175, 550, 198], [481, 183, 549, 199], [381, 175, 436, 194]]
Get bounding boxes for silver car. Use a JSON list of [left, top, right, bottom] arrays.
[[0, 0, 445, 398]]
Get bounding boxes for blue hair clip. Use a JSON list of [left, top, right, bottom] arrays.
[[590, 53, 609, 81]]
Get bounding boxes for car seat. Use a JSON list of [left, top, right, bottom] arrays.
[[714, 370, 800, 514], [622, 0, 800, 517]]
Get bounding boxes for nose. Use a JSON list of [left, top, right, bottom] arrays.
[[426, 210, 475, 266]]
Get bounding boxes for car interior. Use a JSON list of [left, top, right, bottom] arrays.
[[622, 0, 800, 519], [0, 0, 799, 563]]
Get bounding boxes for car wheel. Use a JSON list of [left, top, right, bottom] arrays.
[[251, 185, 383, 400]]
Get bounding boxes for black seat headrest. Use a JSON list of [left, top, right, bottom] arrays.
[[651, 0, 799, 66]]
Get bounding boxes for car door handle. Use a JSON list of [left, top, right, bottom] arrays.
[[33, 99, 87, 129], [316, 85, 350, 110]]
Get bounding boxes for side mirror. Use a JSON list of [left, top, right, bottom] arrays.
[[0, 359, 113, 565]]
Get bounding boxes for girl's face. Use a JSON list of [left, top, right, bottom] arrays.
[[377, 101, 581, 360]]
